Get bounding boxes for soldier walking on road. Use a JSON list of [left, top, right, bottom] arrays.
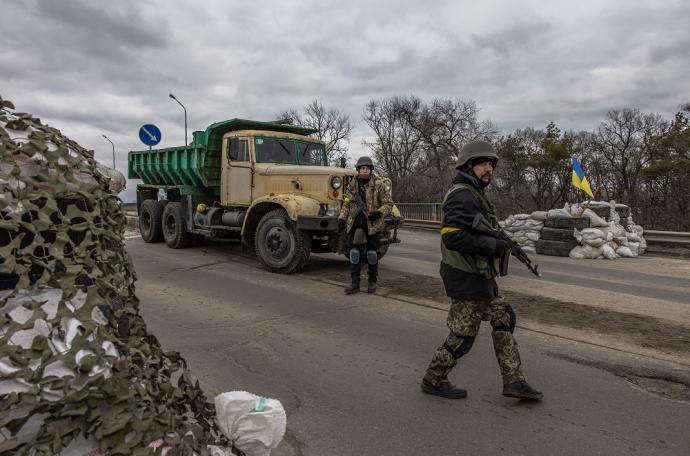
[[421, 140, 543, 401], [338, 156, 393, 295]]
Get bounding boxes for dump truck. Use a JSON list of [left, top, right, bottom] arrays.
[[128, 119, 402, 273]]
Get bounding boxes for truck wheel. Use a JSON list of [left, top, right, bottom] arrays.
[[255, 209, 311, 273], [162, 202, 191, 249], [139, 199, 167, 243]]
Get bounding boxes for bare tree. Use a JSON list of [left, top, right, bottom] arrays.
[[590, 108, 668, 208], [362, 97, 424, 202], [278, 100, 353, 165]]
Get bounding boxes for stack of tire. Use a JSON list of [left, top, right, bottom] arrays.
[[536, 217, 590, 256]]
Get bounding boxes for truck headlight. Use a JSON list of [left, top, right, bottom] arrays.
[[330, 176, 342, 189]]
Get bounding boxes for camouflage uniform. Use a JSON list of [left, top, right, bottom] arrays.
[[339, 173, 393, 235], [422, 140, 541, 400], [424, 296, 523, 386], [338, 168, 393, 293]]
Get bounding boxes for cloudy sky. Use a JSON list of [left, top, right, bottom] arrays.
[[1, 0, 689, 201]]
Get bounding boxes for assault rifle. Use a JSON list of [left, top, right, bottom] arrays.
[[351, 193, 369, 219], [471, 214, 542, 278]]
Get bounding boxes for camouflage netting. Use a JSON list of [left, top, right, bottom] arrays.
[[0, 96, 236, 455]]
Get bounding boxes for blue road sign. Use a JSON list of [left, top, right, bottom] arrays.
[[139, 124, 161, 146]]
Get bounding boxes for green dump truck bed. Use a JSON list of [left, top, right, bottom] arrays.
[[128, 118, 318, 190]]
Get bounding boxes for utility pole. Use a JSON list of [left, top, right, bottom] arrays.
[[102, 134, 115, 169], [169, 93, 188, 145]]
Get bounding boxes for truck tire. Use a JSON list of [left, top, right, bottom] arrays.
[[543, 217, 590, 230], [540, 227, 575, 242], [255, 209, 311, 274], [536, 239, 577, 257], [162, 202, 191, 249], [139, 199, 166, 243]]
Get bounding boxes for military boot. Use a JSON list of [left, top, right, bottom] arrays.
[[367, 266, 377, 294], [344, 275, 360, 295], [421, 378, 467, 399], [502, 380, 543, 401]]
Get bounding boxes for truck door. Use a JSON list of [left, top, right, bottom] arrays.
[[223, 137, 252, 205]]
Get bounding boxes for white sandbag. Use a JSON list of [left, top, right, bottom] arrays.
[[525, 219, 544, 229], [626, 232, 640, 243], [526, 232, 540, 242], [638, 236, 647, 254], [580, 228, 607, 240], [601, 244, 618, 259], [530, 211, 547, 221], [628, 242, 640, 256], [547, 208, 571, 218], [581, 208, 608, 227], [608, 221, 626, 238], [616, 246, 634, 258], [614, 236, 628, 246], [584, 238, 606, 248], [569, 246, 587, 259], [522, 246, 536, 253], [215, 392, 287, 456], [514, 214, 530, 220], [608, 201, 620, 223], [583, 244, 604, 258]]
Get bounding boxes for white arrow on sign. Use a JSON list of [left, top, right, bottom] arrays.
[[142, 126, 158, 142]]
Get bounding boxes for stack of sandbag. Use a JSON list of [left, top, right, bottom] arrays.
[[568, 201, 647, 259], [0, 99, 254, 454], [498, 211, 547, 253]]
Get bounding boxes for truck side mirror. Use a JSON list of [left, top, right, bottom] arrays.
[[340, 157, 346, 168]]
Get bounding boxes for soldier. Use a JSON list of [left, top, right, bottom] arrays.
[[421, 140, 543, 401], [338, 156, 393, 295]]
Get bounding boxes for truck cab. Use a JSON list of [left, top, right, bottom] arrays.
[[129, 119, 401, 274]]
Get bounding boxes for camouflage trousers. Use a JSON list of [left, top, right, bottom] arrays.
[[424, 296, 524, 386]]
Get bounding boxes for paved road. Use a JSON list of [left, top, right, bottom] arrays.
[[127, 236, 690, 456]]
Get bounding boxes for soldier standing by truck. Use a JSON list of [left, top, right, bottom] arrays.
[[420, 140, 543, 401], [338, 156, 394, 295]]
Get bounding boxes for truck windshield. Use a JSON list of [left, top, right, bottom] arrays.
[[255, 138, 296, 164], [255, 137, 328, 166], [298, 142, 327, 166]]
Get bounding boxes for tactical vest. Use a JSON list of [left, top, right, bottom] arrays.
[[440, 183, 501, 279]]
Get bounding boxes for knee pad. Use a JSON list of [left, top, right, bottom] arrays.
[[492, 305, 516, 333], [349, 248, 361, 265], [366, 249, 378, 265], [444, 336, 475, 359]]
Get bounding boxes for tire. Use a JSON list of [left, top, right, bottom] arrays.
[[139, 199, 166, 243], [162, 202, 191, 249], [255, 209, 311, 273], [540, 227, 576, 242], [616, 206, 631, 218], [543, 217, 590, 230], [536, 239, 577, 257], [588, 205, 610, 219]]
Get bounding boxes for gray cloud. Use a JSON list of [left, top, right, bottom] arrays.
[[1, 0, 689, 202]]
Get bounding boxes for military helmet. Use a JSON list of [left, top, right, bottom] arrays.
[[355, 156, 374, 169], [455, 140, 498, 169]]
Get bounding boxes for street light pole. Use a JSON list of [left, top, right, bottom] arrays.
[[102, 134, 115, 169], [169, 93, 188, 145]]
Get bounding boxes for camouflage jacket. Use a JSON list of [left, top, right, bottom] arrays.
[[339, 173, 394, 235]]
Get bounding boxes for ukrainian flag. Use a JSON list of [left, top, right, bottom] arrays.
[[571, 155, 594, 198]]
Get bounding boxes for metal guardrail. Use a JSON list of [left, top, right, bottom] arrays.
[[402, 219, 690, 246]]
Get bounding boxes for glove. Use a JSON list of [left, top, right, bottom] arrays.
[[338, 218, 347, 231], [368, 211, 382, 221], [494, 239, 509, 257]]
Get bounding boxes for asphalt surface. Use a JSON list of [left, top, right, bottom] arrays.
[[127, 234, 690, 456]]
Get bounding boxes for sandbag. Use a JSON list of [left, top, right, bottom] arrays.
[[530, 211, 548, 221], [602, 244, 618, 259]]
